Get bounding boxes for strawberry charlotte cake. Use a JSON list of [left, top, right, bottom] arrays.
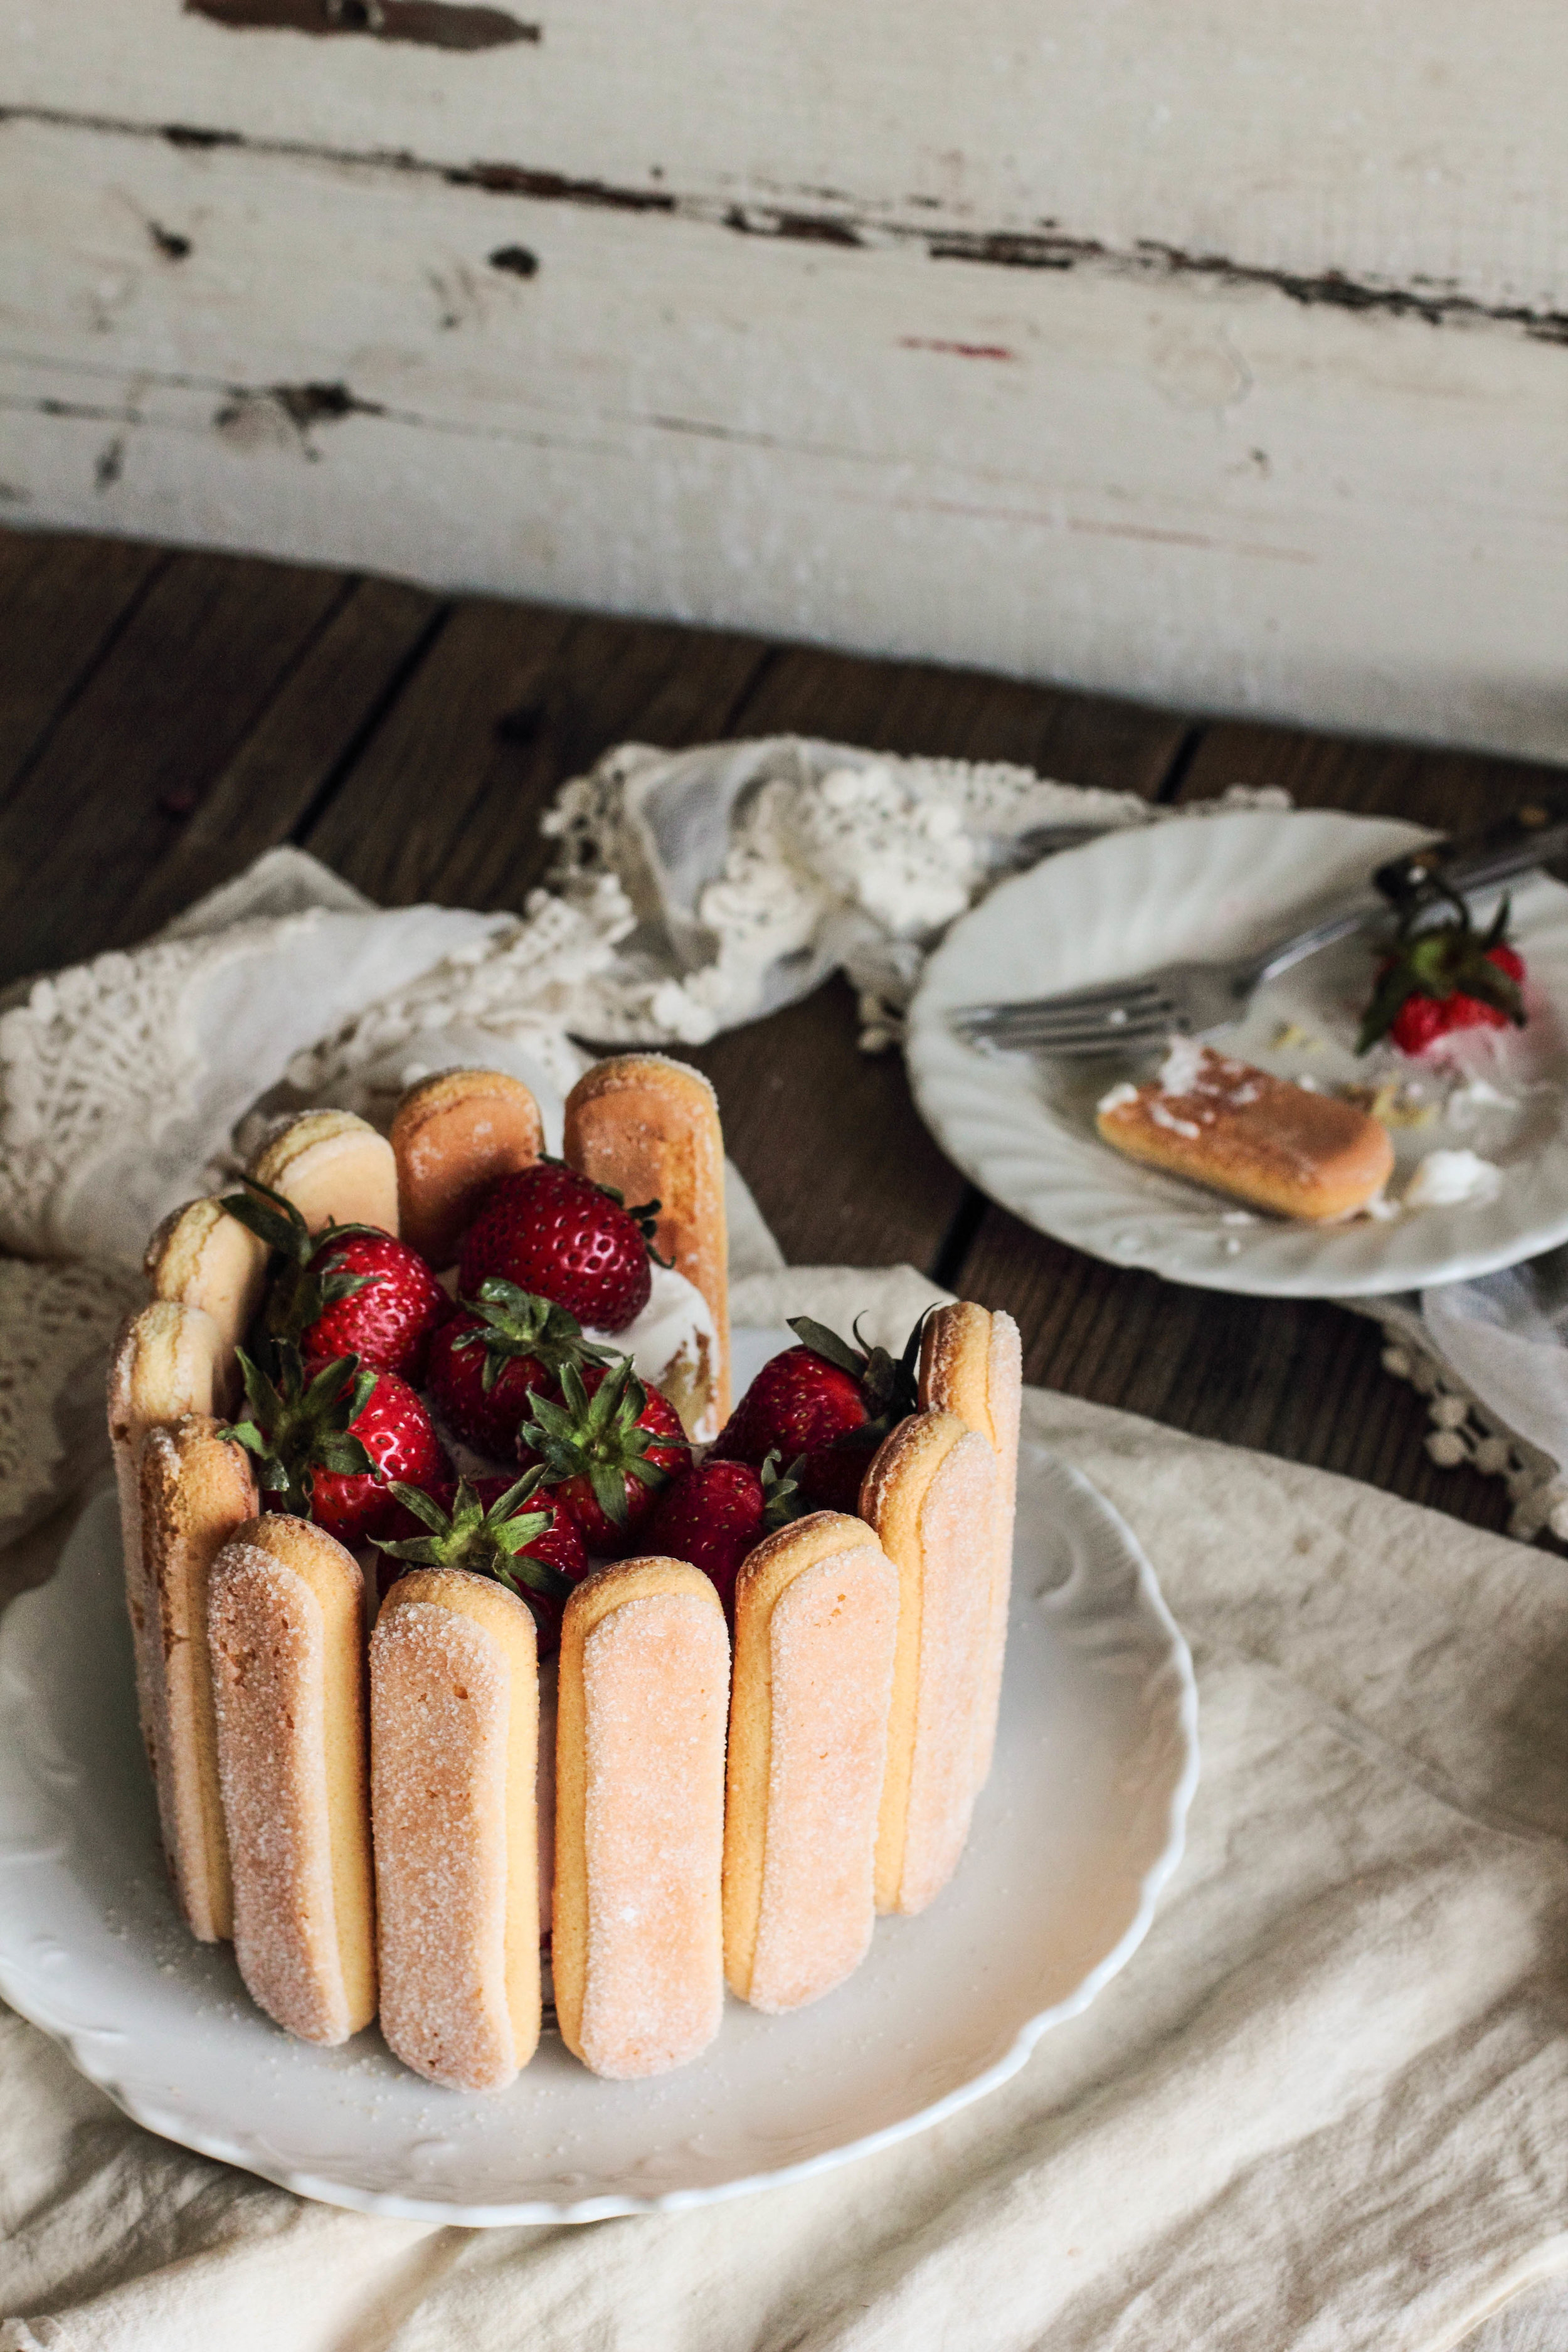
[[108, 1054, 1021, 2090]]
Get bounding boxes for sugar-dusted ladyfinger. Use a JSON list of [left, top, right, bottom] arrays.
[[724, 1513, 898, 2013], [144, 1196, 268, 1355], [371, 1568, 540, 2091], [390, 1067, 544, 1268], [563, 1055, 731, 1424], [248, 1108, 399, 1236], [109, 1301, 231, 1806], [861, 1411, 999, 1917], [918, 1303, 1022, 1794], [139, 1416, 257, 1941], [208, 1515, 376, 2045], [555, 1558, 729, 2078], [1096, 1042, 1394, 1221]]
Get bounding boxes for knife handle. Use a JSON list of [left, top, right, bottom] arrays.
[[1375, 791, 1568, 906]]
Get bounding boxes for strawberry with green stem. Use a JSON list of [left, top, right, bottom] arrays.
[[225, 1341, 448, 1546], [373, 1470, 583, 1653], [220, 1177, 447, 1380], [516, 1357, 687, 1555], [428, 1278, 609, 1456], [457, 1161, 664, 1333], [1359, 883, 1527, 1057], [709, 1311, 926, 1513]]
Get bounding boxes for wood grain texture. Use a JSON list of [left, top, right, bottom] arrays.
[[0, 529, 167, 799], [302, 602, 769, 909], [116, 573, 445, 943], [0, 546, 347, 982], [11, 0, 1565, 313], [1177, 722, 1568, 834], [3, 100, 1566, 765]]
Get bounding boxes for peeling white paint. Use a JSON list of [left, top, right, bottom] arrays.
[[1, 3, 1565, 758]]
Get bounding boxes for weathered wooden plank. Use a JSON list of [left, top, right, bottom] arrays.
[[10, 0, 1565, 324], [301, 603, 769, 909], [682, 980, 967, 1275], [731, 644, 1188, 796], [679, 649, 1190, 1269], [951, 1204, 1512, 1538], [4, 112, 1565, 770], [1176, 721, 1568, 834], [0, 527, 167, 798], [114, 573, 445, 943], [0, 546, 348, 983]]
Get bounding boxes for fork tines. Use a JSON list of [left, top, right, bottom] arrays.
[[953, 985, 1177, 1056]]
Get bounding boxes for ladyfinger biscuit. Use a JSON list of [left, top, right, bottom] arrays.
[[208, 1515, 376, 2044], [139, 1416, 257, 1941], [861, 1412, 1000, 1917], [724, 1513, 898, 2013], [555, 1558, 729, 2078], [109, 1302, 230, 1811], [144, 1197, 268, 1355], [918, 1303, 1023, 1794], [248, 1108, 399, 1237], [390, 1068, 543, 1268], [371, 1568, 540, 2091], [1096, 1044, 1394, 1221], [564, 1055, 731, 1424]]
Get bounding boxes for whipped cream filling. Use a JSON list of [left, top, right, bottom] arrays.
[[1157, 1036, 1205, 1094], [1402, 1149, 1504, 1210], [585, 1262, 721, 1443]]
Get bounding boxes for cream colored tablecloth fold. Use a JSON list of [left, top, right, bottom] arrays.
[[6, 1257, 1568, 2351]]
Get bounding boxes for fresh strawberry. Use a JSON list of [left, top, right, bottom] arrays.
[[373, 1470, 583, 1654], [1359, 888, 1527, 1057], [516, 1359, 687, 1555], [299, 1233, 448, 1380], [226, 1343, 448, 1547], [219, 1176, 446, 1379], [457, 1162, 660, 1334], [709, 1313, 923, 1513], [647, 1452, 803, 1611], [428, 1279, 607, 1456]]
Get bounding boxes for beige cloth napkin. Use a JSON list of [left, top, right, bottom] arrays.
[[6, 1254, 1568, 2351]]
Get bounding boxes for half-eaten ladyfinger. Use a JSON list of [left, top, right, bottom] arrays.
[[918, 1303, 1022, 1796], [371, 1567, 540, 2091], [208, 1514, 376, 2045], [144, 1196, 268, 1355], [139, 1415, 257, 1941], [248, 1108, 399, 1237], [555, 1557, 729, 2078], [1096, 1044, 1394, 1221], [563, 1054, 731, 1426], [724, 1512, 898, 2013], [861, 1411, 999, 1917], [390, 1068, 543, 1268]]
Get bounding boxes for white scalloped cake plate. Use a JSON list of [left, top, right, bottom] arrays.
[[0, 1338, 1197, 2226], [908, 808, 1568, 1298]]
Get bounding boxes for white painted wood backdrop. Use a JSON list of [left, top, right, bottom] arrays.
[[3, 1, 1565, 760]]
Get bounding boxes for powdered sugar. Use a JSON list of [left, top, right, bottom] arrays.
[[578, 1591, 728, 2077]]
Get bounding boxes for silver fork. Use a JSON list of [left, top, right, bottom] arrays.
[[951, 790, 1568, 1056], [951, 893, 1389, 1057]]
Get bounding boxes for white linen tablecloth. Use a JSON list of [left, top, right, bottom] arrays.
[[3, 845, 1567, 2350], [6, 1337, 1568, 2352]]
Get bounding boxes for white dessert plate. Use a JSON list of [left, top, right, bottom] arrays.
[[0, 1343, 1197, 2226], [908, 808, 1568, 1297]]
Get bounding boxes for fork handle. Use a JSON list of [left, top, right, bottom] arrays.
[[1374, 792, 1568, 905]]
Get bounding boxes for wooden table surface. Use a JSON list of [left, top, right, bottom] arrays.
[[6, 522, 1564, 1546]]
